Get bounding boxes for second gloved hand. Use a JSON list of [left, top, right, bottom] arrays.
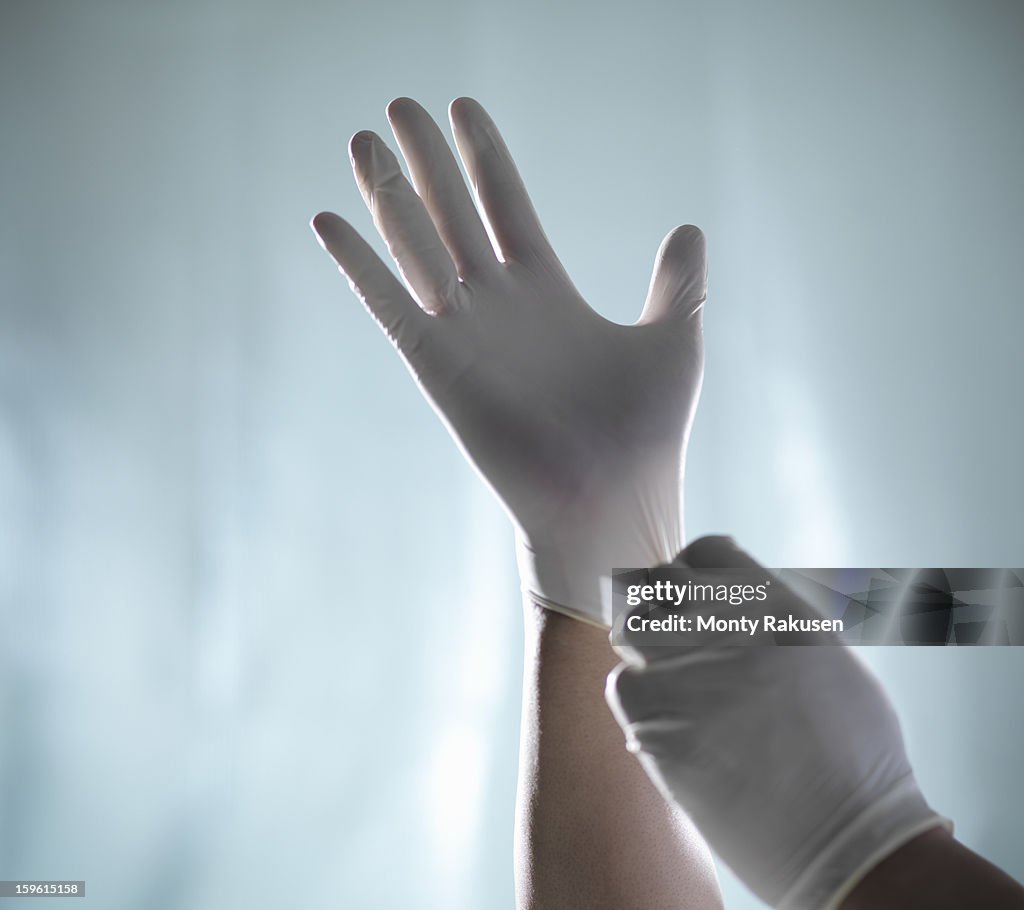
[[607, 535, 951, 909], [312, 97, 707, 626]]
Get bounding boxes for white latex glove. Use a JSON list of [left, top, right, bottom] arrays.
[[606, 535, 951, 909], [311, 97, 706, 626]]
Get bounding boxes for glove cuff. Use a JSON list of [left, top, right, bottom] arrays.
[[515, 534, 615, 628], [523, 589, 611, 629], [778, 773, 952, 910], [514, 511, 684, 627]]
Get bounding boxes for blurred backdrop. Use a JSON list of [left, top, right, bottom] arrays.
[[2, 1, 1022, 907]]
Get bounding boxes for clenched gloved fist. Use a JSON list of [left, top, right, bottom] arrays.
[[312, 97, 706, 626], [606, 535, 951, 909]]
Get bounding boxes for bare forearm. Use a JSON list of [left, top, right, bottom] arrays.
[[514, 601, 722, 910], [841, 827, 1024, 910]]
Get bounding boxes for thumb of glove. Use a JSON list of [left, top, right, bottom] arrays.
[[637, 225, 708, 328]]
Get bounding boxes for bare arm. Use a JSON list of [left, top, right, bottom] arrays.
[[842, 827, 1024, 910], [516, 602, 722, 910]]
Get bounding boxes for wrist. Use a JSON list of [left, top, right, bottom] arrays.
[[515, 522, 683, 629], [514, 478, 684, 627], [779, 774, 951, 910]]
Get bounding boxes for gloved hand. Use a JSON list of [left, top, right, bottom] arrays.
[[311, 97, 707, 626], [606, 535, 951, 909]]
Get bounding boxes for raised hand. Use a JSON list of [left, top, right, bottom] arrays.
[[312, 97, 707, 626]]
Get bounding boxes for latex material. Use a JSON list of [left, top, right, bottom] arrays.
[[312, 97, 706, 626], [606, 535, 951, 909]]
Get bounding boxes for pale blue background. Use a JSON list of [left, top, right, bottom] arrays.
[[1, 1, 1022, 907]]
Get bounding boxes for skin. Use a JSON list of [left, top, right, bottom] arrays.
[[517, 602, 721, 909], [841, 827, 1024, 910]]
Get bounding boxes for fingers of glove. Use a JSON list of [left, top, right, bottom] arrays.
[[677, 534, 760, 571], [448, 97, 566, 274], [349, 131, 462, 315], [311, 211, 431, 357], [638, 225, 708, 326], [606, 655, 741, 727], [616, 584, 765, 664], [611, 599, 678, 667], [684, 536, 842, 626], [606, 662, 656, 737], [385, 98, 497, 279]]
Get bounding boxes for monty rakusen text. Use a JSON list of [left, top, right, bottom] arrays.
[[622, 579, 844, 635]]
